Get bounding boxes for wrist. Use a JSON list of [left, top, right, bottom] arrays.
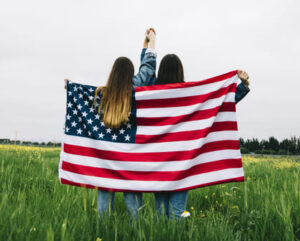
[[143, 41, 148, 48], [148, 39, 155, 49], [242, 81, 249, 88]]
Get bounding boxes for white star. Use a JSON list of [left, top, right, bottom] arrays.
[[89, 107, 94, 113], [112, 134, 117, 140], [89, 88, 93, 92], [89, 96, 94, 101], [79, 86, 83, 90], [67, 102, 72, 108], [100, 121, 105, 126], [71, 121, 77, 127], [88, 131, 92, 136], [95, 114, 100, 120], [66, 114, 71, 120], [127, 123, 132, 129], [93, 126, 99, 131], [77, 128, 82, 134], [73, 97, 77, 102], [84, 100, 89, 106], [83, 124, 87, 129], [79, 93, 83, 99], [73, 109, 78, 115], [119, 129, 125, 134], [98, 132, 104, 138], [68, 91, 72, 96], [79, 117, 83, 122], [65, 127, 69, 132], [82, 111, 87, 117], [77, 104, 82, 110], [106, 128, 112, 133], [125, 135, 130, 141], [74, 86, 78, 91], [87, 119, 93, 124]]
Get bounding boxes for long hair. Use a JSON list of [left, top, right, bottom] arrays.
[[94, 57, 134, 129], [156, 54, 184, 85]]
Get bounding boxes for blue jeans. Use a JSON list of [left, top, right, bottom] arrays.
[[97, 190, 142, 219], [154, 191, 189, 219]]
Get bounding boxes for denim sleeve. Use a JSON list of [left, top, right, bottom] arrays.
[[235, 83, 250, 104], [140, 48, 146, 63], [133, 51, 157, 87]]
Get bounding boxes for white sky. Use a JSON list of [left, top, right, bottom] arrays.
[[0, 0, 299, 142]]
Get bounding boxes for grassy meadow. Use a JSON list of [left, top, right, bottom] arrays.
[[0, 145, 299, 241]]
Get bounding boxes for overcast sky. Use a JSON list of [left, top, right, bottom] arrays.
[[0, 0, 299, 142]]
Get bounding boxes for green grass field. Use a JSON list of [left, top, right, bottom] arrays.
[[0, 145, 299, 241]]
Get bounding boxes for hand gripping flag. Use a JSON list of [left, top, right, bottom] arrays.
[[59, 70, 244, 192]]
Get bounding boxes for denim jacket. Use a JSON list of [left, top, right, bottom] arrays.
[[235, 82, 250, 103], [134, 48, 250, 103], [133, 49, 157, 87]]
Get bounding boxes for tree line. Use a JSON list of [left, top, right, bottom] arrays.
[[1, 136, 300, 155], [0, 139, 61, 148], [239, 136, 300, 155]]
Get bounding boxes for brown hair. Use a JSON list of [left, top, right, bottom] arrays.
[[156, 54, 184, 85], [94, 57, 134, 129]]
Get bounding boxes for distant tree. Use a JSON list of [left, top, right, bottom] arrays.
[[296, 138, 300, 154], [239, 138, 245, 146], [280, 138, 290, 153], [289, 136, 298, 154], [244, 138, 260, 152], [266, 137, 279, 152], [278, 149, 288, 155], [240, 147, 249, 154]]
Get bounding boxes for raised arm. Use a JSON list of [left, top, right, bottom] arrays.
[[140, 28, 156, 63], [133, 29, 157, 87], [235, 70, 250, 104]]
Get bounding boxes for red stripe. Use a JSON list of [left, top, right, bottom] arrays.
[[172, 176, 244, 192], [136, 121, 237, 143], [137, 102, 236, 126], [135, 70, 238, 92], [61, 158, 242, 182], [63, 140, 240, 162], [136, 83, 236, 109], [60, 176, 244, 193]]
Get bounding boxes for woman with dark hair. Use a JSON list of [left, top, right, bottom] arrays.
[[153, 54, 250, 219], [64, 28, 157, 219]]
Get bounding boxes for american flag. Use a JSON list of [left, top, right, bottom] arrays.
[[59, 70, 244, 192]]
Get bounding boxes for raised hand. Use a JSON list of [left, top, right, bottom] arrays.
[[143, 28, 156, 48], [146, 28, 156, 41], [64, 78, 72, 89], [237, 70, 250, 87]]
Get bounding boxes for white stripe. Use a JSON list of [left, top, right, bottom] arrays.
[[136, 111, 236, 135], [136, 92, 235, 117], [61, 149, 241, 172], [59, 167, 244, 191], [63, 130, 239, 154], [135, 75, 238, 100]]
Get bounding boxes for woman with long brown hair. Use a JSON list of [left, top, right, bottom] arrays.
[[64, 28, 157, 219], [93, 29, 157, 219]]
